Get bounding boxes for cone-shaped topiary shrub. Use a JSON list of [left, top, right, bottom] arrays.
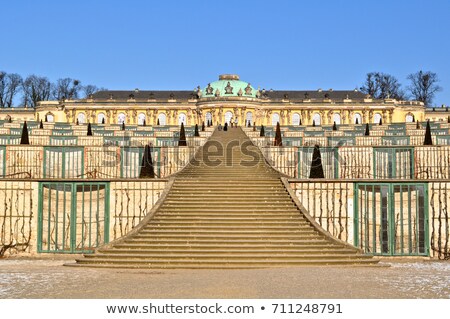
[[102, 117, 105, 124], [223, 122, 228, 131], [274, 122, 282, 146], [39, 119, 44, 129], [332, 121, 337, 131], [178, 122, 187, 146], [139, 144, 155, 178], [87, 122, 93, 136], [309, 144, 325, 178], [379, 117, 382, 125], [201, 121, 205, 131], [121, 122, 125, 131], [312, 120, 316, 127], [157, 118, 160, 126], [194, 124, 200, 137], [260, 125, 265, 137], [424, 120, 433, 145], [20, 121, 29, 145], [364, 123, 370, 136]]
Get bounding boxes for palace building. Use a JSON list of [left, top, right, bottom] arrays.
[[26, 74, 432, 126]]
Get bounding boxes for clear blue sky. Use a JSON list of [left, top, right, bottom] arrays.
[[1, 0, 449, 106]]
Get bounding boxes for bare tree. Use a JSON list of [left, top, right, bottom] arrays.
[[51, 78, 81, 100], [22, 75, 52, 107], [361, 72, 406, 100], [407, 70, 442, 106], [81, 84, 100, 98], [360, 72, 380, 98], [0, 71, 23, 107]]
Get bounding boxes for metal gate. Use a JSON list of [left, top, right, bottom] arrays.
[[38, 182, 110, 253], [354, 183, 428, 256], [373, 147, 414, 179], [297, 146, 338, 179], [43, 147, 84, 178], [121, 147, 160, 178]]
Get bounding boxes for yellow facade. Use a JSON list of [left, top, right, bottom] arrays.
[[2, 74, 441, 125]]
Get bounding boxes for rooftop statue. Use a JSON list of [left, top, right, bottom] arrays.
[[224, 82, 233, 94]]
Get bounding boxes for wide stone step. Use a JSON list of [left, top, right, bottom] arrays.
[[131, 234, 321, 240], [156, 208, 300, 213], [165, 193, 290, 199], [160, 203, 296, 209], [153, 213, 303, 218], [73, 258, 378, 268], [147, 219, 310, 225], [140, 227, 317, 233], [84, 253, 366, 260], [163, 199, 294, 204], [113, 242, 346, 249], [119, 238, 335, 246]]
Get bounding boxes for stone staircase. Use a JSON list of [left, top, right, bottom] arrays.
[[71, 127, 378, 268]]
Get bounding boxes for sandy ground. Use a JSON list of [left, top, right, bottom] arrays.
[[0, 256, 449, 299]]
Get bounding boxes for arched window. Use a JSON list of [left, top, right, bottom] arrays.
[[46, 113, 54, 123], [178, 113, 186, 125], [374, 113, 382, 124], [271, 113, 280, 126], [353, 113, 362, 124], [118, 113, 126, 124], [292, 113, 300, 125], [405, 114, 414, 122], [224, 111, 233, 124], [77, 113, 86, 124], [246, 112, 253, 126], [97, 113, 106, 124], [312, 113, 321, 125], [205, 112, 212, 123], [138, 113, 146, 125], [158, 113, 166, 125], [333, 113, 341, 125]]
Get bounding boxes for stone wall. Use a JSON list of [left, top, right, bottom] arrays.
[[289, 180, 450, 259], [0, 181, 36, 255], [0, 180, 168, 256], [289, 181, 353, 244]]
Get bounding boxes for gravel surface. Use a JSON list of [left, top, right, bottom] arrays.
[[0, 256, 449, 299]]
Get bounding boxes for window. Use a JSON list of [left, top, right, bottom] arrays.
[[312, 113, 321, 125], [205, 112, 212, 123], [138, 113, 146, 125], [97, 113, 106, 124], [333, 113, 341, 124], [118, 113, 126, 124], [405, 114, 414, 122], [292, 113, 300, 125], [178, 113, 186, 125], [224, 111, 233, 124], [353, 113, 362, 124], [246, 112, 253, 126], [158, 113, 166, 125], [271, 113, 280, 126], [46, 113, 54, 123], [374, 113, 382, 124], [77, 113, 86, 124]]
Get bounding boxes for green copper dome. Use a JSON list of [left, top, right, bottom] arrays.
[[202, 74, 257, 98]]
